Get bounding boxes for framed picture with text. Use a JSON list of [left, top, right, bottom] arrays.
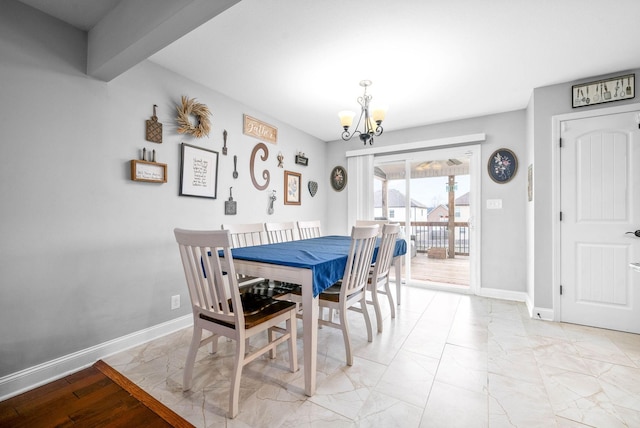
[[179, 143, 219, 198]]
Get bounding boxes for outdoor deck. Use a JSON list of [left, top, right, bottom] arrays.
[[390, 253, 470, 287]]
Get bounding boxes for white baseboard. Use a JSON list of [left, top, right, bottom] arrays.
[[477, 286, 527, 302], [0, 314, 192, 401]]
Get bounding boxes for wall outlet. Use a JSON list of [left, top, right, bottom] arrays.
[[171, 294, 180, 310], [486, 199, 503, 209]]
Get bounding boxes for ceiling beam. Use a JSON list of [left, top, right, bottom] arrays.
[[87, 0, 241, 81]]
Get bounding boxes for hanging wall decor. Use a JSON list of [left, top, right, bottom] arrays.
[[179, 143, 218, 198], [308, 180, 318, 197], [330, 165, 347, 192], [250, 142, 270, 190], [488, 148, 518, 184], [145, 104, 163, 143], [284, 170, 301, 205], [243, 114, 277, 144], [572, 74, 635, 108], [176, 96, 211, 138]]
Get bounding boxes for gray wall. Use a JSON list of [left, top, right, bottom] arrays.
[[0, 2, 327, 377], [325, 110, 528, 293]]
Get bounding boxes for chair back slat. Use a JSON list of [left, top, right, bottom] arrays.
[[265, 221, 298, 243], [221, 223, 267, 248], [372, 223, 401, 283], [340, 225, 379, 299], [297, 220, 322, 239], [175, 229, 242, 328]]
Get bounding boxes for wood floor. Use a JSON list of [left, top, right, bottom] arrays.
[[0, 360, 193, 428], [391, 253, 470, 286]]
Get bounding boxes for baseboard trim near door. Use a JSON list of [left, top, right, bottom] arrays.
[[477, 286, 527, 303], [0, 314, 193, 402]]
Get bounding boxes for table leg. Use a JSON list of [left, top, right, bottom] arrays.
[[302, 270, 318, 396]]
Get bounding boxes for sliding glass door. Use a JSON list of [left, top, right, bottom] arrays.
[[373, 145, 479, 292]]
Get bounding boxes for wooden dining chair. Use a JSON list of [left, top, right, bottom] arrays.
[[221, 222, 267, 248], [221, 223, 268, 288], [292, 225, 379, 366], [174, 229, 298, 419], [297, 220, 322, 239], [265, 221, 298, 243], [355, 219, 388, 236], [367, 223, 401, 333]]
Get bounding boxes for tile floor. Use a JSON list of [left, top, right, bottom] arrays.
[[104, 286, 640, 427]]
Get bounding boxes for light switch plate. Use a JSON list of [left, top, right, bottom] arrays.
[[487, 199, 502, 209]]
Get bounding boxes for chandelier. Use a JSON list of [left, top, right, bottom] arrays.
[[338, 80, 386, 145]]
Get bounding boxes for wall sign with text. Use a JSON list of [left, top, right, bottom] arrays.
[[243, 114, 278, 144]]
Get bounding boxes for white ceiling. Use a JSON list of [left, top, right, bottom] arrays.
[[17, 0, 640, 142]]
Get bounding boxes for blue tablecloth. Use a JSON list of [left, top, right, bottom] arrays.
[[230, 235, 407, 297]]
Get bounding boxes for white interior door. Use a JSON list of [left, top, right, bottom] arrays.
[[560, 110, 640, 333]]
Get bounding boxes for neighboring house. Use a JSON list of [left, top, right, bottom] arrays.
[[427, 205, 449, 222], [373, 188, 429, 221], [454, 192, 470, 222]]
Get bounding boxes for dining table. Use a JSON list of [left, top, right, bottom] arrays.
[[228, 234, 407, 396]]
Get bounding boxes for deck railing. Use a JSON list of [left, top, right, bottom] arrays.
[[410, 221, 469, 255]]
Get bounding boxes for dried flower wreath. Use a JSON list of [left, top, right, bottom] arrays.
[[176, 96, 211, 138]]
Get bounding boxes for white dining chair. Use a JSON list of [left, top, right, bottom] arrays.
[[367, 223, 401, 332], [221, 223, 268, 288], [174, 228, 298, 419], [221, 222, 267, 248], [265, 221, 298, 243], [355, 219, 388, 237], [292, 225, 379, 365], [297, 220, 322, 239]]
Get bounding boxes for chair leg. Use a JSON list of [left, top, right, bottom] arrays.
[[371, 284, 383, 333], [268, 327, 277, 359], [229, 335, 246, 419], [338, 305, 353, 366], [183, 325, 202, 391], [287, 315, 298, 373], [385, 276, 396, 318], [209, 334, 219, 354], [361, 296, 373, 343]]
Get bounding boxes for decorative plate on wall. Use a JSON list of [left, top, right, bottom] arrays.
[[330, 166, 347, 191], [488, 148, 518, 183]]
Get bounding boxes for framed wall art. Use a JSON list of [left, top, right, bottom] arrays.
[[130, 159, 167, 183], [284, 170, 301, 205], [179, 143, 219, 198], [488, 148, 518, 184], [572, 74, 634, 108], [330, 165, 347, 192]]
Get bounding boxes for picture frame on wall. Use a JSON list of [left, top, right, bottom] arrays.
[[488, 148, 518, 184], [179, 143, 219, 198], [330, 165, 347, 192], [284, 170, 301, 205], [572, 73, 635, 108]]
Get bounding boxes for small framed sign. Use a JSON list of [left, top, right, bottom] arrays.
[[131, 160, 167, 183], [572, 74, 634, 108], [243, 114, 278, 144]]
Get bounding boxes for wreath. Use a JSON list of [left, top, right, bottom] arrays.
[[176, 96, 211, 138]]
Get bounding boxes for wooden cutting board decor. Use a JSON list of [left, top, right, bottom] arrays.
[[145, 104, 163, 143]]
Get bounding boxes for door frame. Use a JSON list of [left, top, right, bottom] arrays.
[[346, 134, 483, 295], [552, 102, 640, 322]]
